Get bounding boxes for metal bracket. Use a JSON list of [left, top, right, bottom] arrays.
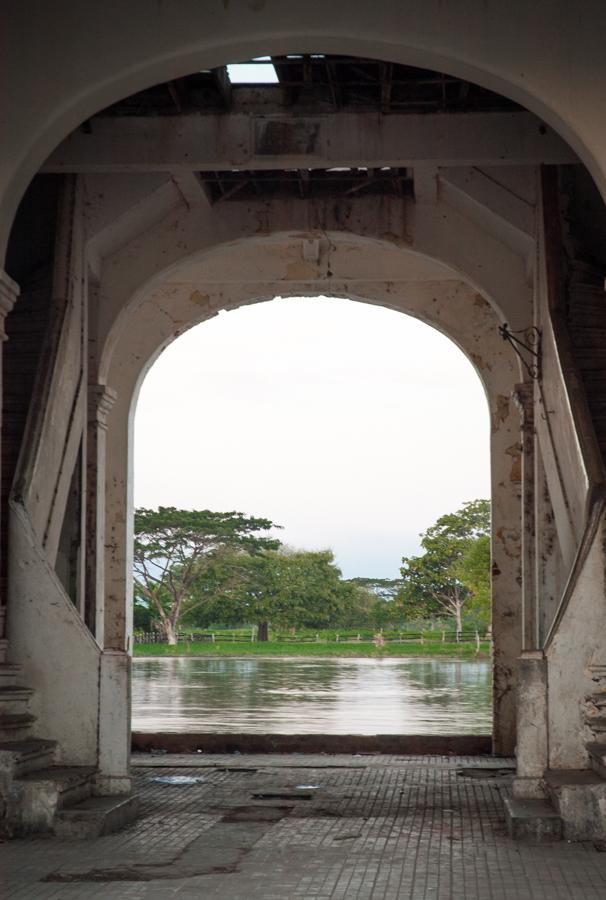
[[498, 324, 542, 380]]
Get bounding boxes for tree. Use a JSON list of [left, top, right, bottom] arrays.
[[396, 500, 490, 639], [345, 577, 404, 630], [133, 507, 280, 643], [207, 548, 356, 639], [457, 533, 491, 627]]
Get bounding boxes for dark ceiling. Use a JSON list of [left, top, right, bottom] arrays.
[[101, 55, 521, 118], [94, 55, 519, 204]]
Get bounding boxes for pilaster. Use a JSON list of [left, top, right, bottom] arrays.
[[513, 381, 537, 650], [85, 384, 117, 642]]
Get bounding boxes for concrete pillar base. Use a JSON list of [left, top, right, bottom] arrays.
[[93, 774, 133, 796], [513, 776, 546, 800], [516, 650, 548, 779], [97, 651, 131, 788]]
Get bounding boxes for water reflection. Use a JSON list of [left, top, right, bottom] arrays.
[[132, 657, 492, 734]]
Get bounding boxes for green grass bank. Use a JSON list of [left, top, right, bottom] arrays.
[[134, 640, 491, 659]]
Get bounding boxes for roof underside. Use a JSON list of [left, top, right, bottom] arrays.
[[94, 55, 520, 203], [102, 55, 521, 118]]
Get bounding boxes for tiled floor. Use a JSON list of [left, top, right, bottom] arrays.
[[3, 753, 606, 899]]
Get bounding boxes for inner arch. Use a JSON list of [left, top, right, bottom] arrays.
[[134, 295, 491, 579]]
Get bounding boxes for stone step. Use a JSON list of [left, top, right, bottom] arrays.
[[0, 664, 23, 687], [543, 769, 606, 841], [16, 766, 96, 832], [0, 685, 35, 715], [503, 794, 562, 842], [0, 712, 36, 741], [0, 738, 57, 777], [54, 793, 139, 839]]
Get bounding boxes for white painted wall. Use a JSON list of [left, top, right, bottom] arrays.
[[7, 503, 100, 766]]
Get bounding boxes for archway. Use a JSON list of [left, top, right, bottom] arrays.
[[2, 22, 606, 850], [131, 293, 494, 739], [92, 230, 522, 777]]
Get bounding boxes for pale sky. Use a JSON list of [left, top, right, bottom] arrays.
[[134, 296, 490, 579]]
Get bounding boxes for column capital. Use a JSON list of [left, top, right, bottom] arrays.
[[89, 384, 117, 429], [0, 269, 19, 322]]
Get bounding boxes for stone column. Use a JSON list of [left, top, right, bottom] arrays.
[[0, 270, 19, 645], [85, 384, 117, 643], [512, 381, 537, 650], [95, 649, 132, 795], [103, 393, 132, 653], [513, 650, 549, 798], [94, 389, 133, 794], [490, 391, 524, 757], [511, 382, 549, 794]]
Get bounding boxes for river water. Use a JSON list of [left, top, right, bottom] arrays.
[[132, 657, 492, 734]]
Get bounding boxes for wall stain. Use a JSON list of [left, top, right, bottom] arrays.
[[285, 260, 317, 280], [491, 395, 510, 432], [189, 290, 211, 308], [505, 442, 522, 483], [469, 352, 492, 372]]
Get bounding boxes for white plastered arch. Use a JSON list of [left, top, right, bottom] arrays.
[[98, 231, 523, 755], [96, 197, 532, 384], [3, 1, 606, 255]]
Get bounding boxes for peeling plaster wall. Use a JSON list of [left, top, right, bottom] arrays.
[[547, 518, 606, 769], [7, 503, 100, 766], [95, 192, 532, 366]]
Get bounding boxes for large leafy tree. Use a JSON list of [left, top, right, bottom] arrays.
[[344, 578, 405, 630], [133, 507, 280, 643], [396, 499, 490, 639], [457, 533, 491, 627], [206, 548, 356, 640]]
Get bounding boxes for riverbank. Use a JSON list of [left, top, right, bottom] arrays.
[[133, 640, 491, 659]]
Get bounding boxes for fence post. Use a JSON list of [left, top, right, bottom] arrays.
[[441, 630, 445, 643], [475, 629, 481, 654]]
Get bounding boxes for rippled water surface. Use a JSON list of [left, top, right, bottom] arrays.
[[132, 657, 492, 734]]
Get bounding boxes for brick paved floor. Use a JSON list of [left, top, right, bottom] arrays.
[[3, 754, 606, 899]]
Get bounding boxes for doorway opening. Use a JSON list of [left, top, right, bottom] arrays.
[[131, 295, 492, 746]]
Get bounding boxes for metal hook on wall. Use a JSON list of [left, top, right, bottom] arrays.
[[498, 324, 542, 380]]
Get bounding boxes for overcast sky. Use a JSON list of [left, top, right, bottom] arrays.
[[134, 296, 490, 579]]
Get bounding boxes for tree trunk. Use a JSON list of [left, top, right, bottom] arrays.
[[257, 621, 269, 642], [162, 619, 178, 645], [454, 602, 463, 643]]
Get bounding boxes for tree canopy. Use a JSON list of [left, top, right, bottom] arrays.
[[395, 499, 491, 637], [133, 506, 280, 643], [198, 547, 357, 639]]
